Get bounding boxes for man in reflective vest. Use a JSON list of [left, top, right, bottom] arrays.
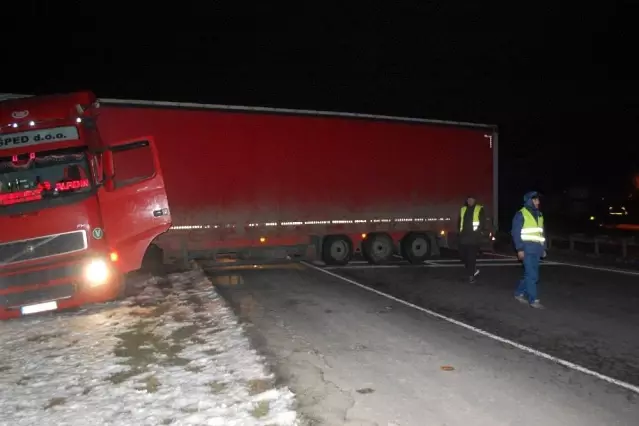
[[512, 191, 547, 309], [458, 195, 486, 283]]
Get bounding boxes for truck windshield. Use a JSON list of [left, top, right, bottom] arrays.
[[0, 147, 92, 209]]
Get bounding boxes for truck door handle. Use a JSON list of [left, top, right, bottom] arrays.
[[153, 208, 169, 217]]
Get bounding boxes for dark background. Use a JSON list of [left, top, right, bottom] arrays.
[[3, 2, 638, 228]]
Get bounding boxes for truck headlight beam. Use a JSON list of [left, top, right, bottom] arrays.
[[84, 259, 110, 286]]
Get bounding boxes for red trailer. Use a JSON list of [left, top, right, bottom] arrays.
[[0, 90, 496, 320], [96, 97, 498, 266]]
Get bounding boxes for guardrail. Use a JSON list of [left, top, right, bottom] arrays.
[[546, 233, 639, 258], [496, 231, 639, 259]]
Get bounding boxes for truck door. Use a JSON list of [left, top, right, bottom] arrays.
[[97, 137, 171, 274]]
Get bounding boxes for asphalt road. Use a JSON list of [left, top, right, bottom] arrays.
[[205, 253, 639, 426]]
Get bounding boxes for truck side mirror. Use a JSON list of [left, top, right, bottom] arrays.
[[104, 177, 115, 192], [103, 150, 116, 191]]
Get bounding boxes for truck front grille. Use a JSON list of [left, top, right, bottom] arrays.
[[0, 263, 83, 290], [0, 231, 87, 266], [1, 284, 75, 308]]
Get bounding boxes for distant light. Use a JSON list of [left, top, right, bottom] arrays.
[[11, 123, 17, 128], [29, 120, 35, 126], [361, 233, 367, 239], [76, 117, 82, 123], [590, 216, 595, 221], [259, 237, 266, 243], [110, 251, 119, 262], [440, 230, 445, 236]]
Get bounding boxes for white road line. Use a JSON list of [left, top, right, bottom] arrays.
[[325, 265, 403, 270], [547, 261, 639, 276], [490, 253, 639, 277], [488, 253, 516, 259], [301, 261, 639, 395], [426, 258, 519, 263], [421, 263, 557, 268], [324, 262, 559, 270], [316, 259, 556, 269]]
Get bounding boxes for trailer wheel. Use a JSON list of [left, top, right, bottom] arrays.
[[362, 232, 394, 264], [401, 233, 431, 264], [322, 235, 353, 265]]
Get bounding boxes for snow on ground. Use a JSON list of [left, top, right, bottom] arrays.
[[0, 264, 298, 426]]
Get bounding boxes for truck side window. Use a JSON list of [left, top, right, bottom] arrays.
[[111, 140, 155, 188]]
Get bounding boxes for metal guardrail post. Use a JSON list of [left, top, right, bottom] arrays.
[[181, 234, 189, 269]]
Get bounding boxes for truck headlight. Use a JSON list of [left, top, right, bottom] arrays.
[[84, 259, 110, 286]]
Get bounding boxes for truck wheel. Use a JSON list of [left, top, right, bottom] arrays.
[[141, 244, 165, 276], [362, 233, 394, 264], [322, 235, 353, 265], [114, 273, 128, 300], [401, 233, 431, 264]]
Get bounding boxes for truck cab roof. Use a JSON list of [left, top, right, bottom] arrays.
[[0, 91, 96, 131]]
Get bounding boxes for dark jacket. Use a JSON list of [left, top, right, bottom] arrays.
[[511, 191, 547, 254], [458, 203, 486, 246]]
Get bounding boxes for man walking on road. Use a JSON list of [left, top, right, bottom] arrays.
[[512, 191, 547, 309], [458, 195, 486, 283]]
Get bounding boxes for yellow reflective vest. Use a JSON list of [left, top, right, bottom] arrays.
[[520, 207, 545, 244], [460, 204, 483, 232]]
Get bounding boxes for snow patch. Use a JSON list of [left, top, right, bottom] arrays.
[[0, 266, 298, 425]]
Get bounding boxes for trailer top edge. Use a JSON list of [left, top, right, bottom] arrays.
[[0, 92, 497, 131]]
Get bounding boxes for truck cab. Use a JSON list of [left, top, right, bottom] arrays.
[[0, 91, 171, 319]]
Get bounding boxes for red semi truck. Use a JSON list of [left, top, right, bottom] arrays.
[[0, 91, 497, 318], [0, 92, 172, 319]]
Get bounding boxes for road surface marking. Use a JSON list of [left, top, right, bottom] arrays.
[[325, 265, 403, 270], [490, 253, 639, 277], [301, 261, 639, 395], [417, 262, 559, 268], [323, 262, 555, 270], [423, 258, 520, 263], [323, 259, 560, 270]]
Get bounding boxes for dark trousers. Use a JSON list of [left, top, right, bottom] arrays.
[[459, 244, 479, 276], [515, 245, 543, 303]]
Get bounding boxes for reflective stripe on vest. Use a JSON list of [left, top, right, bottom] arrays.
[[520, 208, 545, 244], [460, 204, 483, 232]]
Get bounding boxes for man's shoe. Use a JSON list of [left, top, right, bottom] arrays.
[[474, 269, 480, 277], [514, 294, 528, 304], [529, 300, 545, 309]]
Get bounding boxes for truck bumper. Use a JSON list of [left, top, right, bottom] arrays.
[[0, 259, 123, 320]]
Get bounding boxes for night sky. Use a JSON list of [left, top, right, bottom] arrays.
[[4, 3, 638, 217]]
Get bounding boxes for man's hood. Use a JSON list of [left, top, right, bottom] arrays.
[[523, 191, 539, 210]]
